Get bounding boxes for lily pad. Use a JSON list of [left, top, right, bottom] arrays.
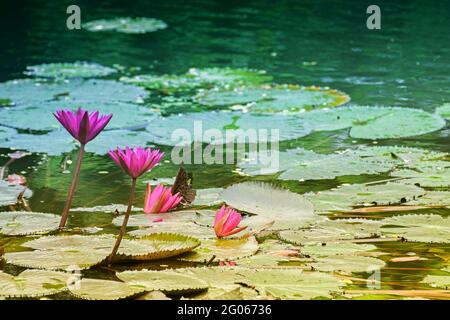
[[129, 222, 216, 240], [220, 182, 315, 230], [112, 210, 198, 228], [299, 106, 446, 139], [302, 243, 377, 257], [278, 148, 398, 181], [0, 79, 148, 106], [25, 62, 117, 79], [238, 269, 345, 299], [196, 85, 349, 113], [121, 67, 271, 93], [0, 270, 69, 298], [0, 100, 156, 131], [68, 278, 146, 300], [348, 107, 445, 140], [0, 126, 16, 141], [0, 181, 32, 207], [192, 188, 224, 206], [309, 255, 385, 274], [145, 111, 312, 146], [279, 228, 354, 245], [435, 103, 450, 120], [0, 130, 76, 156], [380, 214, 450, 243], [306, 182, 426, 214], [179, 236, 259, 262], [85, 130, 155, 155], [406, 191, 450, 207], [117, 270, 208, 294], [83, 17, 167, 34], [390, 168, 450, 188], [421, 275, 450, 289], [0, 211, 59, 236]]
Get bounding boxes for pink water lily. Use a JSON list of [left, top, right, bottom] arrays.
[[214, 205, 247, 238], [53, 108, 112, 144], [108, 147, 164, 179], [144, 184, 183, 214], [107, 146, 164, 265], [53, 108, 112, 228]]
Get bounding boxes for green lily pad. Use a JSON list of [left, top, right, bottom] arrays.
[[302, 243, 377, 257], [25, 62, 117, 79], [422, 275, 450, 289], [192, 188, 224, 206], [279, 218, 383, 245], [0, 270, 69, 298], [0, 79, 148, 106], [349, 107, 445, 140], [85, 130, 155, 155], [390, 168, 450, 188], [68, 278, 146, 300], [112, 210, 198, 228], [121, 67, 271, 93], [406, 191, 450, 207], [83, 17, 168, 34], [179, 236, 259, 262], [0, 130, 76, 156], [238, 269, 345, 299], [0, 100, 155, 131], [309, 255, 385, 274], [145, 111, 312, 146], [0, 181, 32, 207], [196, 85, 349, 113], [71, 204, 142, 213], [129, 222, 216, 240], [435, 103, 450, 120], [0, 211, 59, 236], [299, 106, 446, 139], [305, 182, 426, 214], [380, 214, 450, 243], [278, 148, 398, 181], [117, 270, 208, 295], [220, 182, 315, 230], [0, 126, 16, 141]]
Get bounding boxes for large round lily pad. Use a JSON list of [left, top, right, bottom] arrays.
[[121, 67, 272, 93], [237, 269, 345, 299], [0, 181, 32, 207], [0, 100, 155, 131], [196, 85, 349, 113], [309, 255, 385, 274], [0, 270, 69, 298], [68, 278, 146, 300], [145, 111, 312, 146], [179, 236, 259, 262], [435, 103, 450, 120], [0, 211, 59, 236], [117, 270, 208, 295], [83, 17, 167, 34], [302, 243, 377, 257], [25, 62, 117, 79], [305, 182, 426, 214], [220, 182, 315, 230], [0, 79, 148, 106], [380, 214, 450, 243]]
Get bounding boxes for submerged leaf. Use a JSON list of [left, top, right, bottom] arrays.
[[25, 62, 117, 79], [83, 17, 168, 34], [0, 181, 32, 207]]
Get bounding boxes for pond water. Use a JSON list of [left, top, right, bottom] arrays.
[[0, 0, 449, 300]]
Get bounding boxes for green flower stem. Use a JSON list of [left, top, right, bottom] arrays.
[[108, 177, 137, 265], [59, 143, 85, 228]]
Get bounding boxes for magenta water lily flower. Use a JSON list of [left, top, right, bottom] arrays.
[[144, 184, 183, 214], [53, 108, 112, 144], [107, 146, 164, 264], [214, 205, 247, 239], [53, 108, 112, 228], [108, 147, 164, 179], [7, 174, 26, 186]]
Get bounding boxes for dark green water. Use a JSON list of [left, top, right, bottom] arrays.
[[0, 0, 449, 299]]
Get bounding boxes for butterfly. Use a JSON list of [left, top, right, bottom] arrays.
[[172, 167, 196, 207]]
